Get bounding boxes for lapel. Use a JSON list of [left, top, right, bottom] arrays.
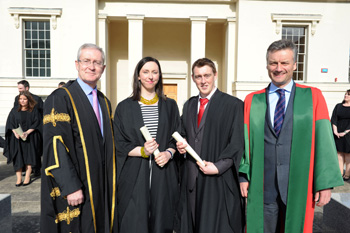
[[98, 91, 107, 143], [156, 98, 164, 142], [265, 85, 275, 136], [188, 96, 198, 134]]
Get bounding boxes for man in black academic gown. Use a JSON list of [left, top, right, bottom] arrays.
[[176, 58, 245, 233], [40, 43, 117, 233], [14, 80, 44, 177], [14, 80, 44, 116]]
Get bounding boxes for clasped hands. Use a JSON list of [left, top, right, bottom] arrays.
[[13, 130, 30, 140], [144, 139, 171, 167], [176, 141, 218, 175]]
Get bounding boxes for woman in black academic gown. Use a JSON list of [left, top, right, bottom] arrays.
[[114, 57, 181, 233], [4, 91, 42, 186]]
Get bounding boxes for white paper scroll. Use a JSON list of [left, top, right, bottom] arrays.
[[14, 124, 26, 141], [172, 131, 205, 166], [140, 126, 160, 156]]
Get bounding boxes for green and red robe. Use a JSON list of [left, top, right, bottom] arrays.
[[239, 84, 343, 233]]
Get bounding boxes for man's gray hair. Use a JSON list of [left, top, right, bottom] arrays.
[[77, 43, 105, 64], [266, 39, 298, 63]]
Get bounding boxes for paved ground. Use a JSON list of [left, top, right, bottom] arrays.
[[0, 150, 349, 232]]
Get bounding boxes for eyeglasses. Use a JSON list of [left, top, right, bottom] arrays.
[[78, 59, 104, 68]]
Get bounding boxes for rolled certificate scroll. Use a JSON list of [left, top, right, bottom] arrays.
[[172, 132, 205, 167], [140, 126, 160, 156]]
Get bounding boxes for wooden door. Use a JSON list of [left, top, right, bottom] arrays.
[[163, 84, 177, 102]]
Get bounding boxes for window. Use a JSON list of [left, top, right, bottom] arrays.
[[24, 21, 51, 77], [282, 26, 307, 81]]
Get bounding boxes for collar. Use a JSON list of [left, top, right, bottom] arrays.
[[199, 87, 217, 100], [77, 77, 97, 95], [269, 80, 293, 94]]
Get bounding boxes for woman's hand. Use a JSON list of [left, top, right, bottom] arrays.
[[22, 132, 28, 140], [14, 132, 20, 139], [144, 139, 158, 156], [154, 151, 171, 167]]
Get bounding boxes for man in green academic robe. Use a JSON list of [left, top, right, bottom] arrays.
[[239, 40, 343, 233]]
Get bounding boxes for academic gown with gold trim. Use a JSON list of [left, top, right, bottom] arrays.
[[40, 80, 117, 233]]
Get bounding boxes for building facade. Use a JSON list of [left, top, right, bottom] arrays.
[[1, 0, 350, 135]]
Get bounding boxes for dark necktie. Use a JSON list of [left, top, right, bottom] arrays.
[[274, 89, 285, 137], [198, 98, 209, 128]]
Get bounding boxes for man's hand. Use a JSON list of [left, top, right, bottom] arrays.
[[315, 189, 331, 207], [197, 160, 219, 175], [240, 182, 249, 198], [67, 189, 84, 206], [176, 141, 187, 154]]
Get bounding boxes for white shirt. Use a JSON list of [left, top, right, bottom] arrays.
[[197, 87, 217, 113]]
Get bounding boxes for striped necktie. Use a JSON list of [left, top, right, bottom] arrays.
[[274, 89, 285, 137]]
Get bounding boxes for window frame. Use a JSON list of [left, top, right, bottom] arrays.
[[23, 20, 51, 78], [281, 24, 308, 82]]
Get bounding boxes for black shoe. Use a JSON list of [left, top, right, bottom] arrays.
[[15, 182, 23, 187], [23, 179, 32, 186]]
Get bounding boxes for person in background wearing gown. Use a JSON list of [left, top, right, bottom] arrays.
[[4, 91, 42, 186], [14, 80, 43, 177], [58, 81, 66, 88], [114, 57, 181, 233], [332, 89, 350, 180]]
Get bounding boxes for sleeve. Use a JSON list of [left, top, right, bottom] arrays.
[[214, 158, 233, 175], [239, 93, 254, 181], [330, 104, 338, 126], [0, 136, 5, 148], [114, 101, 140, 178], [217, 99, 244, 175], [313, 89, 344, 192], [3, 110, 18, 160], [43, 91, 83, 197], [28, 108, 41, 130]]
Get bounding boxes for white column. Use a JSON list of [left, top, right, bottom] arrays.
[[225, 17, 236, 96], [98, 14, 109, 95], [127, 14, 144, 96], [190, 16, 207, 97]]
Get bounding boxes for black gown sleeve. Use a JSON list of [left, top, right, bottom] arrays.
[[43, 90, 82, 197]]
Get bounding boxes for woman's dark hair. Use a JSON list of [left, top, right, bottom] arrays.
[[17, 91, 37, 112], [131, 57, 165, 101], [342, 89, 350, 104]]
